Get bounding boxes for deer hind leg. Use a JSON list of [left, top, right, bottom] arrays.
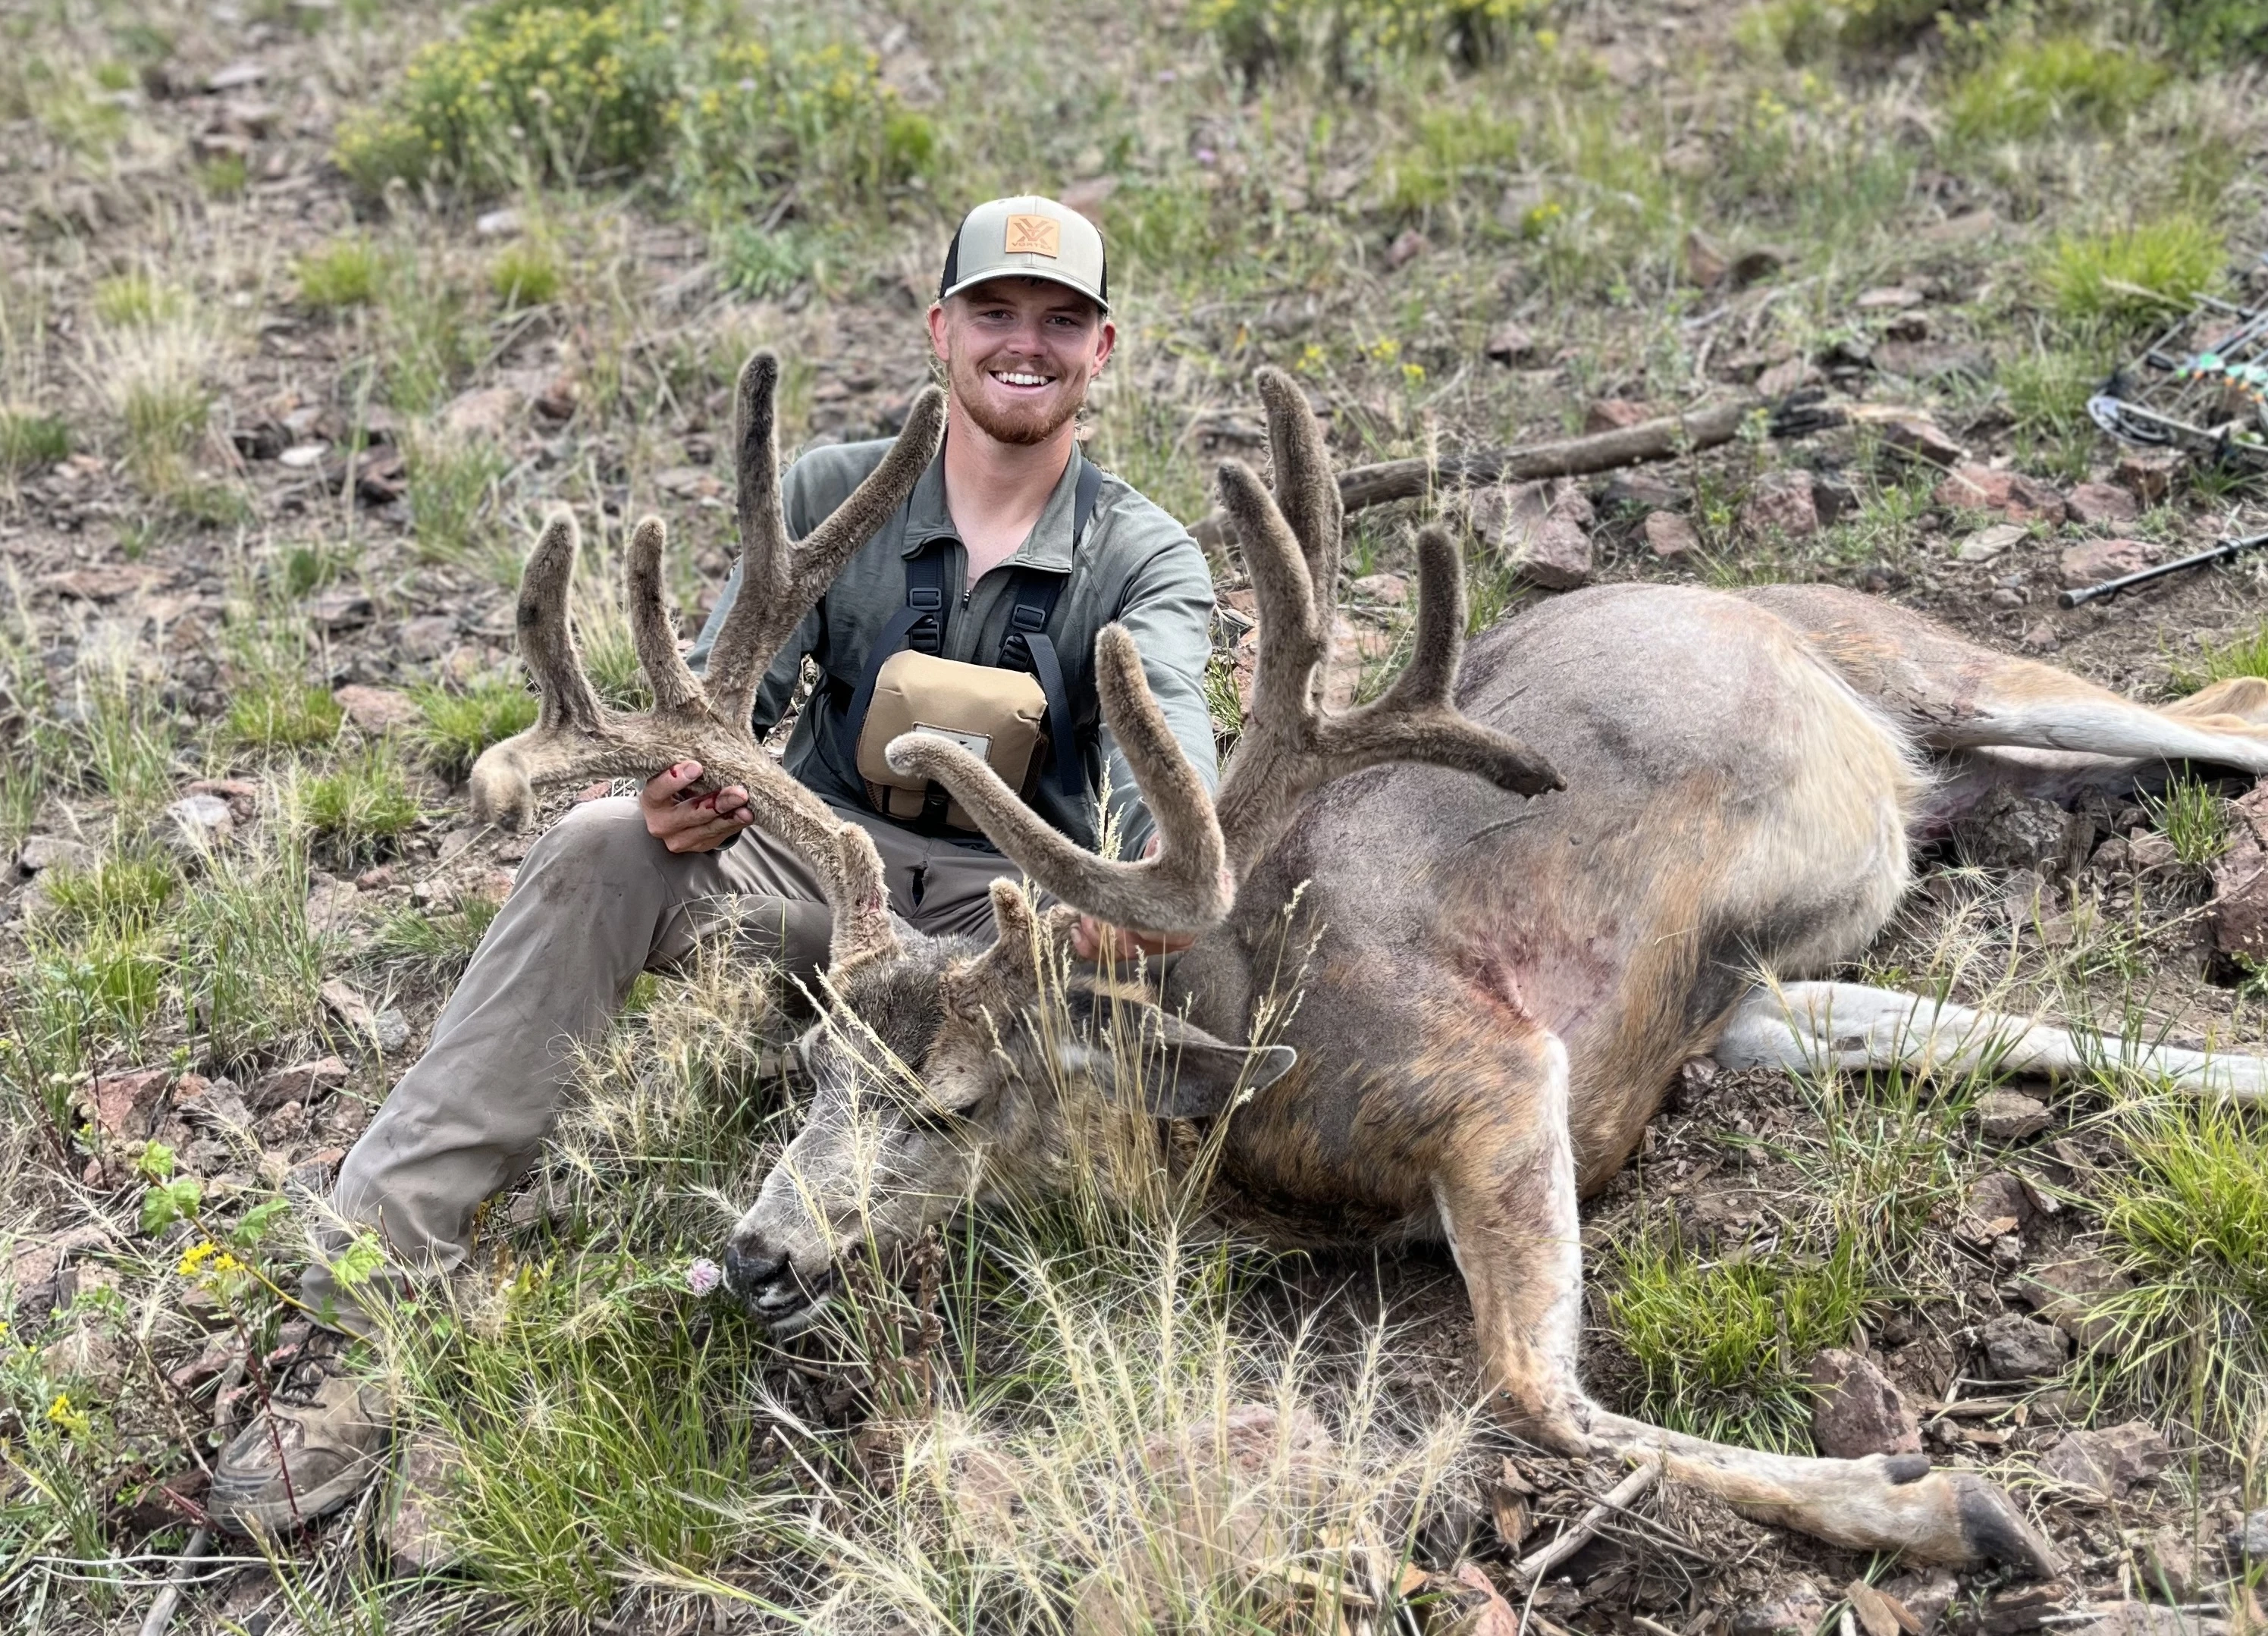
[[1435, 1026, 2059, 1573], [1717, 980, 2268, 1099], [1743, 585, 2268, 790]]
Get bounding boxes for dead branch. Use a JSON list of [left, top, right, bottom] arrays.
[[1512, 1457, 1663, 1586]]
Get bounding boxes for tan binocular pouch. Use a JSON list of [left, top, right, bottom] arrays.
[[855, 647, 1049, 829]]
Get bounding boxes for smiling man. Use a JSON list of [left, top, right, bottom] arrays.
[[205, 195, 1223, 1534]]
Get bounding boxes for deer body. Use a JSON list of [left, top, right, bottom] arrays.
[[474, 353, 2268, 1582]]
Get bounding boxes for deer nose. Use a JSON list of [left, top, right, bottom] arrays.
[[722, 1241, 786, 1302]]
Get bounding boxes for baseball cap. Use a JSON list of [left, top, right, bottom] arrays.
[[937, 195, 1109, 312]]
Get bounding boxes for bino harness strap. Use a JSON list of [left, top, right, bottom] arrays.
[[841, 459, 1101, 829]]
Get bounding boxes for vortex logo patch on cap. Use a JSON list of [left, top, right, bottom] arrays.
[[1004, 214, 1061, 258]]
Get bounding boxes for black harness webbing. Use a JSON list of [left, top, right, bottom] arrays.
[[839, 458, 1101, 820]]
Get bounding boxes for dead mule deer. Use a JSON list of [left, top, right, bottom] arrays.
[[473, 350, 2268, 1579]]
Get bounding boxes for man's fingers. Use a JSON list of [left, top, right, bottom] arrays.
[[643, 762, 703, 805]]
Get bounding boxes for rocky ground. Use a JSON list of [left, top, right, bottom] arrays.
[[5, 0, 2268, 1630]]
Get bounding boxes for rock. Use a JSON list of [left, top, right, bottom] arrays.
[[306, 876, 363, 939], [2210, 782, 2268, 957], [2066, 1604, 2227, 1636], [1952, 787, 2084, 876], [1812, 472, 1861, 523], [1349, 572, 1407, 605], [2231, 1509, 2268, 1562], [1874, 342, 1991, 382], [320, 978, 381, 1037], [285, 1146, 345, 1196], [399, 614, 458, 660], [48, 565, 160, 600], [1734, 1584, 1830, 1636], [1810, 1347, 1921, 1458], [306, 589, 375, 633], [80, 1068, 173, 1141], [172, 1073, 255, 1133], [2113, 451, 2179, 504], [473, 206, 522, 237], [1058, 177, 1117, 221], [2058, 537, 2156, 590], [1958, 1171, 2038, 1244], [1880, 416, 1966, 469], [1684, 230, 1730, 290], [1448, 1562, 1522, 1635], [440, 384, 525, 441], [1956, 522, 2028, 564], [1726, 246, 1786, 289], [384, 1428, 466, 1573], [1385, 228, 1428, 269], [1979, 1312, 2068, 1380], [1739, 471, 1819, 540], [1936, 465, 2066, 525], [2015, 1254, 2132, 1351], [1483, 321, 1536, 365], [1981, 1583, 2069, 1635], [1645, 511, 1701, 559], [17, 835, 93, 876], [1881, 1569, 1959, 1635], [183, 778, 260, 823], [1584, 399, 1658, 434], [205, 59, 265, 91], [165, 792, 236, 851], [1600, 471, 1683, 511], [2137, 1525, 2196, 1602], [1978, 1089, 2051, 1142], [1757, 356, 1823, 400], [1857, 286, 1925, 310], [251, 1055, 348, 1112], [1512, 519, 1592, 590], [2041, 1422, 2173, 1499], [2064, 484, 2140, 528], [334, 685, 419, 733], [1847, 1579, 1921, 1636], [6, 1225, 111, 1320], [40, 1324, 125, 1395], [372, 1008, 411, 1051]]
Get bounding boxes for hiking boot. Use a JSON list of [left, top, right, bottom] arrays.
[[209, 1326, 391, 1534]]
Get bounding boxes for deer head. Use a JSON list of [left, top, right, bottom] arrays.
[[469, 352, 1561, 1333]]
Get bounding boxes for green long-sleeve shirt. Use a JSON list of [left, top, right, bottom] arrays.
[[685, 438, 1219, 857]]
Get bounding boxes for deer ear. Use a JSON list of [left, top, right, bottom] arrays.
[[1072, 1008, 1295, 1120]]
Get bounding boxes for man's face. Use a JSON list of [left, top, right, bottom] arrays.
[[929, 277, 1115, 447]]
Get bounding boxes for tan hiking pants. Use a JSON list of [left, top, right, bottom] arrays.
[[300, 795, 1020, 1333]]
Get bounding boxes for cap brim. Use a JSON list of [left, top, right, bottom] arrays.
[[940, 266, 1109, 313]]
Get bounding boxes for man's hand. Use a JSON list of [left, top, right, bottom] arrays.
[[1069, 834, 1207, 963], [639, 761, 754, 854]]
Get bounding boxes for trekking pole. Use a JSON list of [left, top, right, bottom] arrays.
[[2059, 528, 2268, 607]]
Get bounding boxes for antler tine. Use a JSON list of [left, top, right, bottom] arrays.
[[1254, 366, 1344, 598], [521, 509, 604, 735], [626, 515, 702, 713], [703, 353, 948, 726], [883, 625, 1231, 935], [1213, 442, 1561, 880]]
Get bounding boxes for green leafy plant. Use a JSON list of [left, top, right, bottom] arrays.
[[490, 240, 562, 307], [224, 672, 344, 751], [411, 675, 538, 779], [2143, 772, 2229, 870], [295, 742, 423, 863], [0, 408, 71, 481]]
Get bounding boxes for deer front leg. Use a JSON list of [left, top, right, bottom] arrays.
[[1434, 1032, 2059, 1576]]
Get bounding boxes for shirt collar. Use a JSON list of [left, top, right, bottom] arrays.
[[899, 437, 1087, 572]]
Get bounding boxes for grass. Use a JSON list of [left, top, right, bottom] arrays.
[[2170, 620, 2268, 691], [367, 896, 503, 985], [296, 236, 386, 309], [489, 240, 562, 307], [224, 671, 345, 751], [0, 407, 71, 481], [1606, 1221, 1869, 1451], [2042, 215, 2228, 327], [405, 433, 511, 574], [2088, 1093, 2268, 1441], [411, 675, 538, 779], [2144, 772, 2230, 870], [1945, 35, 2167, 144], [291, 741, 423, 864]]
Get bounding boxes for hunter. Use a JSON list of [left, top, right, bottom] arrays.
[[209, 196, 1222, 1531]]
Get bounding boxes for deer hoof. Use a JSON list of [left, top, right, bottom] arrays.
[[1948, 1471, 2059, 1578]]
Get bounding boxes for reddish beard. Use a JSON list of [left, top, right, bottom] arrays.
[[947, 345, 1088, 447]]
